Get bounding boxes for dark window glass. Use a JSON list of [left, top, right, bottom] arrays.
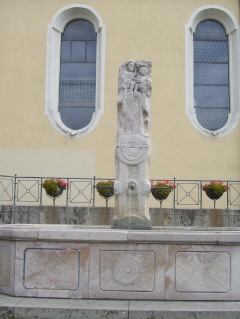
[[193, 20, 229, 131], [59, 20, 97, 130]]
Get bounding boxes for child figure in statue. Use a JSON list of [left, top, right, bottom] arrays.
[[134, 66, 152, 98]]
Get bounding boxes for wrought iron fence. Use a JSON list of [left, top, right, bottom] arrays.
[[0, 175, 239, 209]]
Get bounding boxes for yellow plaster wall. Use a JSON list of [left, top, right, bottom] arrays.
[[0, 0, 239, 188]]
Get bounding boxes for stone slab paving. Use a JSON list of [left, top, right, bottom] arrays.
[[1, 294, 240, 319], [129, 300, 240, 319]]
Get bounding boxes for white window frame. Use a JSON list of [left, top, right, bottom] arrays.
[[45, 4, 106, 137], [185, 5, 239, 137]]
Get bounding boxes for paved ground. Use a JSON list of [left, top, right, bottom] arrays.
[[1, 293, 240, 318]]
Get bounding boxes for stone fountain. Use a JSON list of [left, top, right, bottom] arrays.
[[113, 60, 152, 229], [0, 61, 240, 307]]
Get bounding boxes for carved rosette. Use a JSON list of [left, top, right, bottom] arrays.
[[100, 250, 155, 291], [116, 134, 150, 165]]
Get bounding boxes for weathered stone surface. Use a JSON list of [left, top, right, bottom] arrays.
[[129, 300, 240, 319], [176, 251, 230, 292], [165, 245, 240, 300], [113, 61, 152, 230], [14, 299, 128, 319], [0, 246, 11, 287], [2, 225, 240, 301], [89, 243, 165, 300], [14, 241, 89, 298], [100, 250, 155, 291], [0, 241, 15, 296], [93, 207, 114, 225], [0, 308, 14, 319], [24, 249, 80, 290], [2, 296, 240, 319], [1, 206, 240, 227], [1, 209, 14, 224], [14, 207, 29, 224]]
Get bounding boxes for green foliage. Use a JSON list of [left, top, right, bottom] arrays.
[[151, 180, 176, 196], [42, 179, 69, 197], [203, 180, 229, 196], [96, 180, 114, 196], [42, 179, 58, 196], [152, 183, 172, 196]]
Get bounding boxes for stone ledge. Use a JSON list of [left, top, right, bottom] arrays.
[[1, 224, 240, 244], [1, 206, 240, 228], [1, 294, 240, 319]]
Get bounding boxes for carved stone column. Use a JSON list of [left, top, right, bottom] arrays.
[[112, 60, 152, 230]]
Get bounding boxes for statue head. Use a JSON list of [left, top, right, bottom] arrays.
[[125, 60, 136, 72], [138, 66, 148, 76]]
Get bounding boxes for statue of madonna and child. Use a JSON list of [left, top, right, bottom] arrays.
[[117, 60, 152, 136], [113, 60, 152, 230]]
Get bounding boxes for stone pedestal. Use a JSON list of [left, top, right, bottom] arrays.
[[113, 61, 152, 229]]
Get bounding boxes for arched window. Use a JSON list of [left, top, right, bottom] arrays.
[[59, 20, 97, 130], [194, 20, 229, 131], [45, 5, 106, 137], [186, 5, 239, 137]]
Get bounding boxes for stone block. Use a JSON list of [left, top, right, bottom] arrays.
[[175, 251, 230, 292], [1, 211, 14, 224], [100, 250, 155, 291], [0, 293, 23, 307], [0, 241, 15, 296], [209, 209, 226, 227], [14, 299, 128, 319], [43, 206, 64, 224], [0, 246, 11, 287], [89, 243, 165, 299], [15, 241, 89, 298], [0, 225, 38, 241], [173, 210, 184, 226], [64, 207, 93, 225], [28, 206, 43, 224], [127, 229, 219, 244], [194, 213, 203, 226], [165, 244, 240, 300], [14, 207, 29, 224], [1, 206, 240, 227], [2, 206, 13, 212], [184, 210, 196, 226], [233, 211, 240, 227], [0, 308, 14, 319], [24, 249, 80, 290], [37, 226, 128, 242], [201, 209, 210, 226], [129, 301, 240, 319], [92, 207, 114, 225], [150, 208, 174, 226]]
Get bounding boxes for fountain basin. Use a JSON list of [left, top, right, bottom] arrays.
[[1, 224, 240, 301]]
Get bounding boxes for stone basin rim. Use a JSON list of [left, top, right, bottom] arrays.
[[1, 224, 240, 231], [1, 224, 240, 245]]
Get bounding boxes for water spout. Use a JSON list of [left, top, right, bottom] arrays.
[[129, 182, 136, 190]]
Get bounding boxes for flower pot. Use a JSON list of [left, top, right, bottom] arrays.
[[46, 188, 63, 198], [97, 186, 114, 199], [151, 189, 170, 201], [205, 190, 223, 200], [54, 188, 64, 197]]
